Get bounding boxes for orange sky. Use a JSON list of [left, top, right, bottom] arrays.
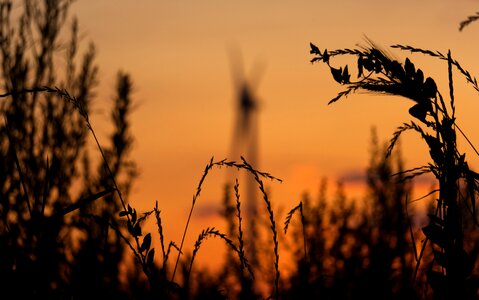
[[70, 1, 479, 273]]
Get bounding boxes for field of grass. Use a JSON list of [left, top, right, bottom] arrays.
[[0, 1, 478, 299]]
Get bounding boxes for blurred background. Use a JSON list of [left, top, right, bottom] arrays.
[[71, 0, 479, 267]]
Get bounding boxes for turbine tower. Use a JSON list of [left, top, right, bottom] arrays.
[[228, 49, 264, 265]]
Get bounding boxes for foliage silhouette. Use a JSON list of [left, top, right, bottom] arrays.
[[310, 39, 479, 299], [0, 1, 136, 298]]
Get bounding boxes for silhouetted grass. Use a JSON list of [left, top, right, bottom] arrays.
[[310, 39, 479, 299]]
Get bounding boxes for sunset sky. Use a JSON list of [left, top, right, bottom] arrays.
[[70, 1, 479, 270]]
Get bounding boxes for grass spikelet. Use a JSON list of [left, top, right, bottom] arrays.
[[459, 12, 479, 31], [164, 241, 181, 272], [391, 44, 479, 93], [284, 201, 308, 262], [234, 178, 249, 278], [239, 156, 280, 300], [171, 157, 282, 285], [187, 227, 253, 281], [154, 201, 166, 261], [387, 122, 424, 157], [284, 202, 302, 234]]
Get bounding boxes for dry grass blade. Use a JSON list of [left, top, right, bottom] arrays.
[[409, 189, 440, 204], [392, 165, 433, 182], [49, 188, 115, 220]]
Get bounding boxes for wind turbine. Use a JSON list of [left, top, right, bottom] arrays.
[[228, 48, 265, 266]]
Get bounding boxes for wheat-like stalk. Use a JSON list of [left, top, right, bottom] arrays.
[[171, 157, 281, 286], [187, 227, 253, 282], [234, 178, 250, 278]]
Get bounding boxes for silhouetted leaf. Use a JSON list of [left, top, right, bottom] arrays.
[[322, 49, 329, 63], [357, 56, 364, 78], [342, 65, 350, 83], [424, 135, 443, 164], [409, 103, 428, 122], [141, 233, 152, 253], [423, 77, 437, 99], [330, 66, 343, 84], [51, 188, 114, 219], [133, 223, 142, 237], [415, 69, 424, 86], [147, 248, 155, 266], [390, 60, 405, 81], [310, 42, 320, 55], [405, 58, 415, 79], [119, 210, 129, 217]]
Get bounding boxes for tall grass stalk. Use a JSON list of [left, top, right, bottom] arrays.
[[284, 201, 307, 262], [234, 178, 249, 277], [170, 156, 281, 297]]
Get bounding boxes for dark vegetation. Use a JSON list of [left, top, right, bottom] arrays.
[[0, 1, 478, 299]]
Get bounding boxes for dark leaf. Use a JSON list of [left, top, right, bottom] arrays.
[[310, 57, 322, 64], [342, 65, 350, 83], [424, 135, 443, 164], [409, 103, 428, 122], [415, 69, 424, 85], [310, 42, 320, 55], [133, 223, 142, 237], [119, 210, 129, 217], [357, 56, 363, 78], [390, 61, 405, 81], [405, 58, 415, 79], [51, 188, 114, 219], [141, 233, 152, 252], [423, 77, 437, 99], [330, 66, 343, 84], [322, 49, 329, 63]]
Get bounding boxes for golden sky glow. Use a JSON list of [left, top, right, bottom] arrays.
[[71, 0, 479, 271]]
